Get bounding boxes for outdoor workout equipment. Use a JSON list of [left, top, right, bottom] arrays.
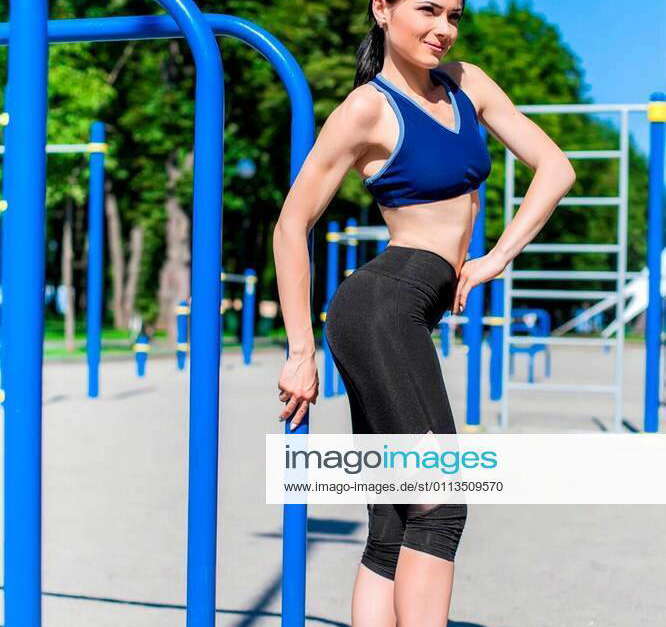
[[552, 251, 666, 338], [133, 332, 150, 377], [176, 299, 190, 370], [220, 267, 257, 365], [0, 5, 315, 626], [0, 121, 107, 398], [501, 97, 665, 432], [175, 268, 258, 370], [508, 308, 551, 384]]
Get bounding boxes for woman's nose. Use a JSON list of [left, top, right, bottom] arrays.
[[433, 14, 453, 37]]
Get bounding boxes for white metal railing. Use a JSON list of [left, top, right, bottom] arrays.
[[500, 102, 648, 431]]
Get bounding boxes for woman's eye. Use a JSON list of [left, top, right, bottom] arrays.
[[420, 7, 435, 13]]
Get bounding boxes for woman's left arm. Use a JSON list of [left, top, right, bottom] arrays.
[[453, 62, 576, 314]]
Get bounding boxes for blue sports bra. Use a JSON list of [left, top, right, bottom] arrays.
[[363, 68, 492, 208]]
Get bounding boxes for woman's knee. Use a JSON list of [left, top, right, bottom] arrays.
[[360, 504, 406, 581], [401, 503, 468, 562]]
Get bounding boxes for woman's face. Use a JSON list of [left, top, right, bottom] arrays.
[[376, 0, 464, 68]]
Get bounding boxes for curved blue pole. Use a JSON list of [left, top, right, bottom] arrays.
[[644, 92, 666, 433], [2, 1, 49, 625], [87, 121, 106, 398], [153, 3, 224, 626]]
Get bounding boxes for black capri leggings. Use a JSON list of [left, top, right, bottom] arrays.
[[324, 244, 468, 580]]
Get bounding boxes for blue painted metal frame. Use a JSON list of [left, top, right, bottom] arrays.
[[464, 125, 488, 428], [1, 5, 315, 627], [2, 5, 49, 626], [87, 121, 106, 398], [644, 92, 666, 433]]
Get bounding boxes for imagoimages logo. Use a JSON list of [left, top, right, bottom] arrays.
[[284, 443, 498, 475]]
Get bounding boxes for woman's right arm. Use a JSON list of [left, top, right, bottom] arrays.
[[273, 85, 380, 429]]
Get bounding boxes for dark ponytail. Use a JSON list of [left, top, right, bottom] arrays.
[[353, 1, 394, 89], [353, 0, 467, 89]]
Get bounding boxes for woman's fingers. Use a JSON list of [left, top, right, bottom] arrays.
[[288, 399, 310, 430], [278, 395, 310, 429], [454, 275, 468, 314], [278, 395, 300, 420]]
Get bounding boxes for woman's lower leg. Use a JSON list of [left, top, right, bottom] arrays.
[[351, 563, 397, 627], [393, 546, 455, 627]]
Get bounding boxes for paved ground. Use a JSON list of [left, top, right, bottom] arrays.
[[0, 340, 664, 626]]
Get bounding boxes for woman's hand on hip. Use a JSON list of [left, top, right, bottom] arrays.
[[277, 351, 319, 430], [453, 252, 506, 314]]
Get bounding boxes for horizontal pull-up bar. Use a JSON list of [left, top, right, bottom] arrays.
[[0, 142, 107, 154], [0, 13, 273, 45]]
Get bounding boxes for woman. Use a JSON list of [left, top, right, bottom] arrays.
[[273, 1, 575, 624]]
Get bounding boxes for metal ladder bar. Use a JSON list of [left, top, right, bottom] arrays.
[[500, 117, 629, 431]]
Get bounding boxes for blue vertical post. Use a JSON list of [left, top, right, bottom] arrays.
[[176, 299, 190, 371], [282, 88, 315, 627], [146, 3, 224, 626], [242, 268, 256, 365], [134, 332, 150, 377], [2, 1, 48, 625], [334, 219, 358, 396], [489, 277, 504, 400], [376, 238, 388, 253], [87, 121, 106, 398], [644, 92, 666, 433], [439, 318, 450, 357], [345, 217, 358, 274], [323, 221, 339, 397], [0, 94, 10, 398], [465, 126, 488, 430]]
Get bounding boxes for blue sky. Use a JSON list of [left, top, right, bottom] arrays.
[[468, 0, 665, 163]]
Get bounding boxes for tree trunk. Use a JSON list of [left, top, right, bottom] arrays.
[[62, 197, 76, 352], [157, 152, 192, 345], [123, 224, 144, 328], [105, 180, 126, 329]]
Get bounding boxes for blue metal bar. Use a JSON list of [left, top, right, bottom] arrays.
[[281, 51, 315, 625], [439, 318, 450, 357], [176, 299, 189, 370], [134, 332, 150, 377], [644, 92, 666, 433], [489, 277, 504, 400], [465, 126, 488, 428], [242, 268, 256, 365], [324, 221, 339, 398], [150, 4, 223, 626], [86, 121, 106, 398], [2, 1, 49, 625], [345, 217, 358, 275], [0, 84, 10, 398]]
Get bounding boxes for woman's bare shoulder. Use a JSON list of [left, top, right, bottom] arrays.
[[314, 80, 385, 160], [335, 81, 385, 133]]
